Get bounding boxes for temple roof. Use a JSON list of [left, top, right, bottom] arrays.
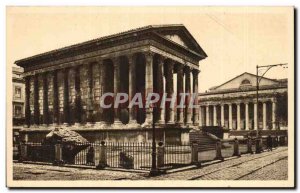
[[15, 24, 207, 66], [200, 72, 287, 95]]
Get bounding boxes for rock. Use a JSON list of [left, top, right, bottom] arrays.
[[45, 127, 88, 144]]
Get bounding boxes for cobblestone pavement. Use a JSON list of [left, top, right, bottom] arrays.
[[150, 147, 288, 180], [13, 147, 288, 180], [13, 164, 144, 180]]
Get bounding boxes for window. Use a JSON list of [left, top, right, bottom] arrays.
[[14, 105, 22, 117], [240, 79, 252, 89], [14, 87, 21, 99], [241, 79, 251, 85]]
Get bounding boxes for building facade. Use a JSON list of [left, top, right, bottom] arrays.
[[199, 72, 288, 137], [13, 66, 25, 126], [15, 24, 207, 144]]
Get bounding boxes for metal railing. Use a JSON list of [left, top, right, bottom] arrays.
[[16, 135, 287, 172]]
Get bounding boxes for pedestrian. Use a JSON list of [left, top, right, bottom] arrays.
[[267, 135, 273, 151]]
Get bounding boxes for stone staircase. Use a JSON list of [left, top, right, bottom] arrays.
[[189, 130, 219, 152]]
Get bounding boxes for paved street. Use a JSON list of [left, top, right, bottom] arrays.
[[13, 147, 288, 180]]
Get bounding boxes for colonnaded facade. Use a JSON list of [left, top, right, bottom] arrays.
[[199, 72, 288, 137], [15, 24, 207, 144]]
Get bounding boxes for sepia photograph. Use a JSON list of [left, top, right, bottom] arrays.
[[6, 6, 294, 188]]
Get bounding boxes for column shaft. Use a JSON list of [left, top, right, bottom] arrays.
[[74, 66, 82, 124], [263, 102, 267, 130], [199, 106, 202, 126], [128, 54, 138, 124], [63, 68, 70, 125], [192, 70, 199, 125], [272, 100, 277, 130], [221, 104, 224, 127], [42, 72, 49, 125], [245, 103, 249, 130], [156, 56, 165, 124], [206, 106, 209, 126], [237, 103, 241, 130], [113, 58, 122, 124], [144, 52, 154, 125], [213, 105, 217, 126], [166, 61, 174, 124], [185, 67, 192, 124], [161, 72, 166, 123], [254, 102, 258, 130], [33, 74, 40, 125], [177, 65, 184, 124], [228, 104, 232, 130], [86, 63, 94, 124], [52, 70, 59, 125]]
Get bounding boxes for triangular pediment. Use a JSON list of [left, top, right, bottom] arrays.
[[211, 72, 280, 91], [152, 25, 207, 57]]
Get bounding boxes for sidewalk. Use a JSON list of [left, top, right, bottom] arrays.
[[13, 147, 288, 180]]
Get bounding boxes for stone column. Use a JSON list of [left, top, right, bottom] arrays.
[[156, 56, 165, 124], [52, 70, 59, 125], [74, 66, 82, 125], [42, 72, 49, 125], [86, 63, 94, 124], [272, 99, 277, 130], [213, 105, 217, 126], [185, 67, 192, 124], [144, 52, 154, 126], [113, 57, 122, 125], [228, 103, 232, 130], [176, 64, 184, 125], [263, 101, 267, 130], [161, 72, 166, 123], [206, 105, 209, 126], [245, 102, 249, 130], [95, 60, 105, 125], [199, 106, 202, 126], [128, 54, 138, 125], [166, 60, 174, 124], [221, 104, 224, 127], [254, 102, 258, 130], [192, 69, 199, 125], [237, 103, 241, 130], [33, 74, 40, 125], [63, 68, 70, 125], [25, 76, 31, 127]]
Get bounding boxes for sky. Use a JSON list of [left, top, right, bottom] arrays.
[[7, 7, 293, 92]]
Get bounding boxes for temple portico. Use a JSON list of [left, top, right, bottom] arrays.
[[199, 72, 288, 137], [199, 99, 278, 130]]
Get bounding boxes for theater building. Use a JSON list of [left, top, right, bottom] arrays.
[[199, 72, 288, 137], [15, 24, 207, 144]]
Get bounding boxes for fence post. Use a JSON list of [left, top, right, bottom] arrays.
[[94, 145, 100, 166], [54, 143, 63, 166], [284, 136, 288, 146], [273, 136, 277, 148], [191, 142, 200, 166], [157, 142, 165, 168], [232, 138, 241, 157], [96, 141, 107, 169], [214, 140, 224, 161], [247, 137, 253, 154], [18, 141, 27, 162]]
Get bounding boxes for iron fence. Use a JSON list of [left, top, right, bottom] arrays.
[[17, 136, 286, 171], [105, 142, 152, 170], [164, 143, 191, 167], [26, 142, 55, 163]]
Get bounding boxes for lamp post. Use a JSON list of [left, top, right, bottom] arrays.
[[255, 63, 287, 154], [149, 103, 159, 176]]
